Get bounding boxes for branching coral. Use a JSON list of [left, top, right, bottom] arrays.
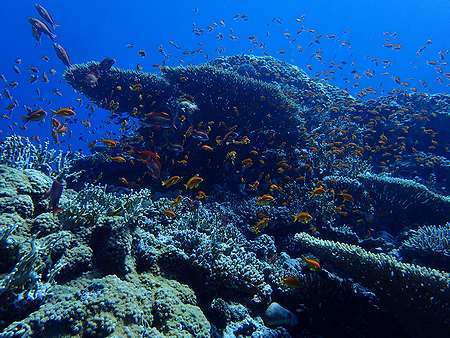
[[59, 184, 153, 230], [139, 204, 274, 303], [293, 232, 450, 335], [400, 224, 450, 271], [0, 135, 81, 179]]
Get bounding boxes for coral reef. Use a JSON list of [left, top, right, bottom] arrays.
[[1, 55, 449, 337]]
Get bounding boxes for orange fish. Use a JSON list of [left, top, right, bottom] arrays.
[[269, 184, 282, 192], [172, 195, 182, 206], [196, 190, 207, 200], [339, 192, 353, 202], [185, 175, 204, 189], [136, 150, 161, 179], [303, 257, 321, 271], [311, 186, 325, 196], [118, 177, 129, 185], [282, 276, 301, 288], [51, 118, 62, 129], [100, 139, 119, 148], [164, 208, 177, 218], [111, 156, 126, 164], [201, 144, 214, 152], [162, 176, 182, 188], [256, 194, 275, 205], [241, 158, 253, 168], [23, 109, 47, 123], [292, 212, 313, 224], [253, 216, 270, 234], [249, 181, 260, 191], [53, 107, 76, 117]]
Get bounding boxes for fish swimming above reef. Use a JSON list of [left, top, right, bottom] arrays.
[[53, 43, 72, 67], [63, 55, 450, 200]]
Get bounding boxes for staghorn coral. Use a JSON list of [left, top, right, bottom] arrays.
[[293, 232, 450, 336], [64, 56, 310, 193], [0, 135, 81, 179], [209, 54, 353, 118], [400, 224, 450, 271]]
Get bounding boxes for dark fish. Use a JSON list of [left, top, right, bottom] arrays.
[[97, 57, 115, 74], [28, 17, 56, 41], [29, 74, 39, 84], [35, 4, 57, 29], [168, 143, 184, 155], [42, 72, 49, 83], [31, 26, 42, 42], [43, 179, 63, 213], [53, 43, 71, 67]]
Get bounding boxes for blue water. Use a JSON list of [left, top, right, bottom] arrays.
[[1, 0, 449, 151]]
